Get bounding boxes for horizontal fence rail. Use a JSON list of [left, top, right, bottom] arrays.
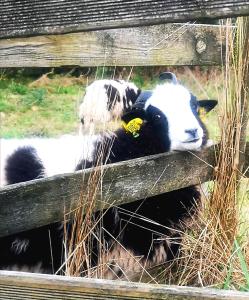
[[0, 271, 248, 300], [1, 0, 249, 39], [0, 24, 226, 67], [0, 144, 248, 238], [0, 145, 216, 237]]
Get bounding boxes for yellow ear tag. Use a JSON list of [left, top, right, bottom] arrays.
[[198, 107, 207, 122], [122, 118, 143, 138]]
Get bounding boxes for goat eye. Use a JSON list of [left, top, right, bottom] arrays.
[[154, 114, 161, 121]]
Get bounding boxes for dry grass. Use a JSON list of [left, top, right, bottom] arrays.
[[60, 18, 249, 288], [61, 134, 163, 281], [155, 204, 249, 289], [161, 17, 249, 289], [28, 70, 88, 89], [62, 136, 115, 278]]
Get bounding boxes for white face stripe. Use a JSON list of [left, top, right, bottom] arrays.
[[145, 83, 204, 151]]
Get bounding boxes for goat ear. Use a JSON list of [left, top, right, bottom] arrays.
[[159, 72, 178, 84], [121, 108, 146, 138], [198, 100, 217, 113], [121, 108, 146, 123], [125, 87, 141, 104]]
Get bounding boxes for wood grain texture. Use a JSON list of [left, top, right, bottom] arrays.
[[0, 146, 216, 238], [0, 271, 249, 300], [0, 24, 225, 67], [245, 143, 249, 177], [0, 0, 249, 38]]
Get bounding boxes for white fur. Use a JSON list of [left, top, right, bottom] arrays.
[[79, 80, 139, 134], [11, 238, 30, 255], [0, 135, 97, 186], [145, 83, 204, 151], [0, 83, 203, 185]]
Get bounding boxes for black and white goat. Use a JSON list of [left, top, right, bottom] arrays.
[[0, 73, 217, 279], [79, 79, 141, 134]]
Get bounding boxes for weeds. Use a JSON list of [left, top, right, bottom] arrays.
[[0, 73, 82, 137], [9, 82, 28, 95], [159, 17, 249, 289]]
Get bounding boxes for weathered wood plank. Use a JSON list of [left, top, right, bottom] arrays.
[[245, 143, 249, 177], [0, 146, 216, 238], [0, 144, 248, 238], [0, 24, 225, 67], [1, 0, 249, 38], [0, 271, 248, 300]]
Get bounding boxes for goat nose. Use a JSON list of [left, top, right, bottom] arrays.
[[185, 128, 198, 138]]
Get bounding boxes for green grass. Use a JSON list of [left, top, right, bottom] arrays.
[[0, 66, 246, 142], [235, 239, 249, 291], [223, 239, 249, 291], [2, 66, 249, 146], [0, 72, 83, 137]]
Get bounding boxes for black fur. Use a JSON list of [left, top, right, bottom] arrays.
[[124, 87, 141, 107], [76, 104, 204, 267], [116, 186, 200, 259], [133, 91, 153, 109], [190, 95, 216, 146], [1, 83, 216, 275], [2, 147, 63, 272], [104, 84, 121, 111], [5, 147, 45, 185], [198, 99, 218, 112], [0, 224, 63, 273], [104, 83, 140, 113], [78, 108, 170, 169], [159, 72, 178, 84]]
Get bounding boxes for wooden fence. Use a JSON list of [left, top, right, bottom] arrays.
[[0, 271, 249, 300], [0, 144, 248, 238], [1, 1, 249, 299], [0, 23, 226, 67]]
